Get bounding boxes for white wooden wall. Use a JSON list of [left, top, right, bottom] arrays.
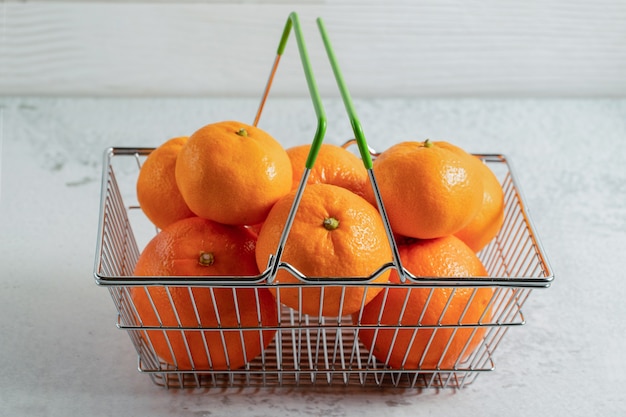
[[1, 0, 625, 97]]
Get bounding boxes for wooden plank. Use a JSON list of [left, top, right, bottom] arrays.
[[1, 1, 625, 97]]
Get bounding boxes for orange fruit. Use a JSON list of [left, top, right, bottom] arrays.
[[255, 183, 392, 317], [175, 120, 292, 225], [130, 216, 278, 370], [455, 156, 505, 252], [355, 235, 493, 370], [286, 143, 370, 200], [369, 139, 484, 239], [136, 136, 195, 230]]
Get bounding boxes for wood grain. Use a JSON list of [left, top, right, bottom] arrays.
[[1, 1, 625, 97]]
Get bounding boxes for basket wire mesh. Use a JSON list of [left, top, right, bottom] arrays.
[[95, 147, 551, 389], [93, 13, 553, 389]]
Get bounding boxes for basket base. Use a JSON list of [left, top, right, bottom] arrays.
[[142, 364, 490, 390], [133, 316, 497, 390]]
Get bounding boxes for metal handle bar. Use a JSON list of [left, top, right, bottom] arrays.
[[252, 12, 331, 283], [316, 17, 407, 282]]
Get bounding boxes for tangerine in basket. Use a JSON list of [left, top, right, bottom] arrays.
[[355, 235, 493, 370], [136, 136, 195, 230], [175, 121, 292, 226], [368, 140, 484, 239], [131, 216, 278, 371], [255, 183, 392, 317], [454, 155, 505, 252], [286, 143, 370, 200]]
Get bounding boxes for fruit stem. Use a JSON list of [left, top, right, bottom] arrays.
[[198, 252, 215, 266], [236, 128, 248, 137], [323, 217, 340, 230], [423, 138, 434, 148]]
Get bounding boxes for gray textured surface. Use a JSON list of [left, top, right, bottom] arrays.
[[1, 97, 625, 416]]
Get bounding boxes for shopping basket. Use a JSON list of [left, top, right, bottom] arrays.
[[93, 13, 553, 389]]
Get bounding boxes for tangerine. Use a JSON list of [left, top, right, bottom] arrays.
[[175, 121, 292, 225], [131, 216, 278, 370], [255, 183, 392, 317], [136, 136, 195, 230], [286, 143, 370, 200], [369, 140, 484, 239], [355, 235, 493, 370], [455, 156, 505, 252]]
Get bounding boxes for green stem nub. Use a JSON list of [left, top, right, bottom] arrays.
[[323, 217, 340, 231], [198, 252, 215, 266], [423, 138, 434, 148], [236, 128, 248, 137]]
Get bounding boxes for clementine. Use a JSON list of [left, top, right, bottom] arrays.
[[355, 235, 493, 370], [136, 136, 195, 230], [455, 156, 505, 252], [286, 143, 370, 200], [369, 140, 484, 239], [131, 216, 278, 370], [255, 183, 392, 317], [175, 121, 292, 225]]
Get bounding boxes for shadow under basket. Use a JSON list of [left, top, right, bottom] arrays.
[[93, 147, 553, 390]]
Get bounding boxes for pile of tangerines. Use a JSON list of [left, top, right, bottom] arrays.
[[132, 120, 504, 371]]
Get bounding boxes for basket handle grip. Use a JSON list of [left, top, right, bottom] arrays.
[[316, 18, 374, 170], [254, 12, 327, 169]]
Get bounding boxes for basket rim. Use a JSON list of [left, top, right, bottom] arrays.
[[93, 147, 554, 289]]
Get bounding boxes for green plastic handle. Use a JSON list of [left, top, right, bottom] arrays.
[[316, 18, 374, 170], [277, 12, 327, 169]]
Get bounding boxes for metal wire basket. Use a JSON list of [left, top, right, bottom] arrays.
[[93, 13, 553, 389]]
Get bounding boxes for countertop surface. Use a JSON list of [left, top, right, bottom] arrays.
[[1, 97, 625, 416]]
